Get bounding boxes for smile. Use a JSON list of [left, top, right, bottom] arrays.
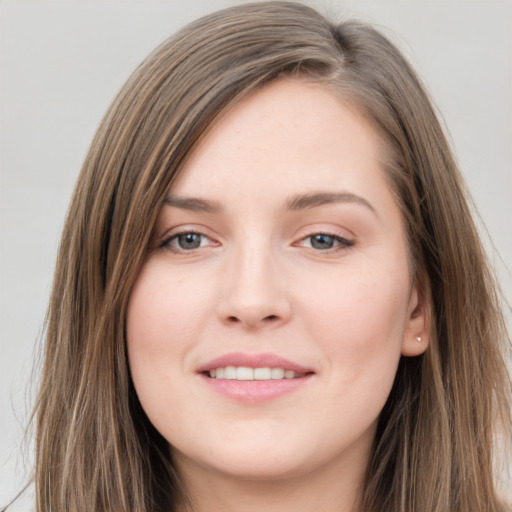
[[197, 352, 315, 403], [208, 367, 306, 380]]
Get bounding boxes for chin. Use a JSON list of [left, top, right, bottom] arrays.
[[173, 435, 315, 482], [204, 455, 310, 481]]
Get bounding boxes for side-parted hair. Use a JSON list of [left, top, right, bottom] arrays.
[[31, 2, 511, 511]]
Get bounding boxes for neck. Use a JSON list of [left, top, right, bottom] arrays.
[[173, 447, 368, 512]]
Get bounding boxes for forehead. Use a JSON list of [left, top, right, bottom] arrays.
[[171, 78, 390, 207]]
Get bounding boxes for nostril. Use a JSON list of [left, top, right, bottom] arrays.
[[222, 310, 284, 327]]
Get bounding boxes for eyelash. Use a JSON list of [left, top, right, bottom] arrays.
[[161, 231, 217, 253], [160, 230, 354, 254], [295, 232, 355, 252]]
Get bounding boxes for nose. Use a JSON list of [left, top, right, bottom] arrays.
[[217, 243, 292, 330]]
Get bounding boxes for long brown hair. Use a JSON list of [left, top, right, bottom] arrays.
[[31, 2, 511, 511]]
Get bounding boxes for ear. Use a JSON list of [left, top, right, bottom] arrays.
[[401, 277, 430, 357]]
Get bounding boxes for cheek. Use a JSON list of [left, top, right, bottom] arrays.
[[127, 261, 211, 358], [126, 267, 207, 447], [126, 262, 206, 413], [295, 263, 410, 383]]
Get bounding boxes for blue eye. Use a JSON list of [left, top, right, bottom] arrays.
[[163, 232, 212, 251], [302, 233, 354, 251], [310, 234, 335, 249], [176, 233, 202, 249]]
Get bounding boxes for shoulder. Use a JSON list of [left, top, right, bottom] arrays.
[[500, 498, 512, 512], [1, 502, 34, 512], [1, 486, 34, 512], [1, 501, 34, 512], [1, 504, 33, 512]]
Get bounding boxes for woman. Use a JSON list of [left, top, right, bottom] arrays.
[[13, 2, 512, 511]]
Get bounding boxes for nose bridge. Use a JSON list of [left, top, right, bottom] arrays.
[[218, 233, 290, 328]]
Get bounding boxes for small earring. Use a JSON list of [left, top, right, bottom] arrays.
[[416, 336, 422, 342]]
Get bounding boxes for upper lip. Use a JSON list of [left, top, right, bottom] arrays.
[[196, 352, 313, 374]]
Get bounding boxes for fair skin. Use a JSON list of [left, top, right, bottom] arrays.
[[127, 79, 428, 512]]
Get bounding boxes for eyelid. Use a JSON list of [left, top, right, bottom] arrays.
[[157, 224, 355, 254], [292, 226, 356, 252], [296, 234, 354, 248], [159, 225, 221, 252]]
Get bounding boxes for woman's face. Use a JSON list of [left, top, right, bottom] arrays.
[[127, 79, 427, 483]]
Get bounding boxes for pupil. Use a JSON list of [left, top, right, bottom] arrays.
[[311, 234, 334, 249], [178, 233, 201, 249]]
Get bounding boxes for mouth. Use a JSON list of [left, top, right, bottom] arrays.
[[196, 351, 314, 378], [204, 366, 309, 380], [197, 352, 315, 403]]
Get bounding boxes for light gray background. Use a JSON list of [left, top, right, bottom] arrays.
[[1, 0, 511, 504]]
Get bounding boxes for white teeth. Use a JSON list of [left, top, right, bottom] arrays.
[[207, 366, 305, 380], [236, 367, 253, 380], [271, 367, 284, 379], [224, 366, 237, 379], [254, 367, 272, 380]]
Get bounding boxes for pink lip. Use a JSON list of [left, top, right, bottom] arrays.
[[196, 352, 312, 374], [196, 352, 315, 404]]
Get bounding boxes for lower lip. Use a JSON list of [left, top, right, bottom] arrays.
[[199, 374, 313, 403]]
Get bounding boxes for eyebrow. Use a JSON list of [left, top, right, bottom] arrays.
[[163, 195, 223, 213], [286, 191, 377, 215], [163, 191, 376, 216]]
